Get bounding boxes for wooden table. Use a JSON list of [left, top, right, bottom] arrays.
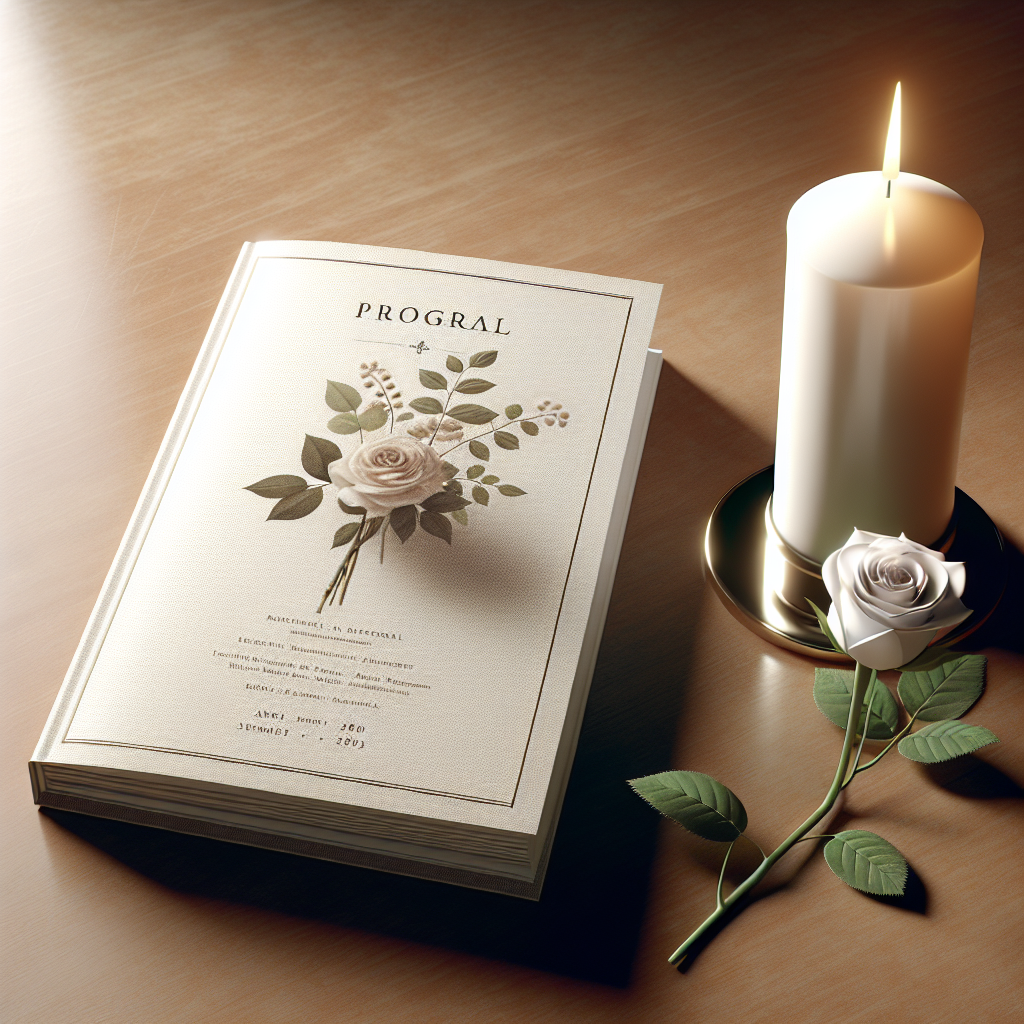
[[2, 2, 1020, 1021]]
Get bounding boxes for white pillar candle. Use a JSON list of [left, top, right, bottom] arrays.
[[772, 86, 984, 564]]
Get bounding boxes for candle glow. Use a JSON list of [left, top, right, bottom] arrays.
[[882, 82, 901, 182]]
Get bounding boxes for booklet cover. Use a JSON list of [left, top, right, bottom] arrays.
[[32, 241, 661, 893]]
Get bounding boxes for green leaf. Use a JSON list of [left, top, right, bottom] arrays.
[[419, 510, 452, 544], [410, 397, 444, 416], [390, 505, 417, 543], [823, 830, 907, 895], [301, 435, 342, 482], [420, 491, 471, 513], [497, 484, 526, 496], [447, 403, 498, 424], [338, 497, 366, 515], [481, 474, 499, 485], [466, 465, 485, 479], [441, 461, 459, 480], [245, 475, 308, 499], [468, 439, 489, 461], [445, 479, 464, 496], [469, 350, 498, 368], [446, 355, 464, 373], [332, 522, 360, 548], [358, 405, 388, 432], [419, 369, 448, 390], [898, 721, 999, 763], [806, 600, 846, 655], [327, 412, 361, 434], [454, 378, 495, 394], [452, 508, 468, 526], [520, 420, 539, 436], [472, 485, 489, 506], [813, 668, 899, 739], [267, 486, 323, 521], [505, 404, 523, 419], [494, 430, 519, 450], [628, 770, 747, 842], [396, 411, 414, 422], [326, 381, 361, 413], [897, 655, 987, 722]]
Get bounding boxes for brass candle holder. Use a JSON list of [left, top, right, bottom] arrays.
[[704, 466, 1006, 660]]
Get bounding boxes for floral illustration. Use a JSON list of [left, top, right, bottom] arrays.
[[244, 349, 571, 611]]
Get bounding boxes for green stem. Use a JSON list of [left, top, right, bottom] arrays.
[[844, 669, 878, 786], [852, 704, 924, 777], [439, 413, 548, 458], [716, 840, 737, 911], [668, 661, 872, 966]]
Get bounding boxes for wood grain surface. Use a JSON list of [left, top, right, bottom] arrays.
[[1, 2, 1020, 1022]]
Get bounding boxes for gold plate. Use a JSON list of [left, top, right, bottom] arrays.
[[704, 466, 1007, 661]]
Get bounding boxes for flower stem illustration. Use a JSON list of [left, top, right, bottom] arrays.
[[244, 349, 571, 610]]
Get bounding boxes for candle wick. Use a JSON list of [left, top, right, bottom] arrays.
[[886, 180, 891, 199]]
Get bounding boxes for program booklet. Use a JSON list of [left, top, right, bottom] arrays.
[[31, 241, 662, 898]]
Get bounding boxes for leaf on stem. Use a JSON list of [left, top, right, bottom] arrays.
[[441, 461, 459, 480], [494, 430, 519, 450], [505, 404, 523, 419], [497, 484, 526, 496], [628, 770, 747, 842], [813, 668, 899, 739], [472, 485, 489, 506], [454, 378, 495, 394], [520, 420, 539, 436], [419, 369, 448, 390], [445, 480, 463, 496], [410, 397, 445, 415], [466, 465, 485, 479], [806, 600, 846, 655], [301, 435, 342, 481], [332, 522, 360, 548], [338, 497, 367, 515], [446, 355, 464, 373], [469, 350, 498, 367], [481, 474, 499, 485], [823, 830, 907, 895], [267, 487, 323, 520], [328, 412, 361, 435], [897, 655, 987, 721], [452, 508, 469, 526], [390, 505, 417, 543], [420, 491, 471, 513], [358, 405, 388, 432], [419, 510, 452, 544], [447, 403, 498, 424], [326, 381, 361, 413], [245, 475, 308, 499], [468, 439, 489, 461], [897, 720, 999, 763]]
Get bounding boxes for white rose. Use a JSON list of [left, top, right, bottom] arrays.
[[328, 435, 446, 515], [822, 529, 970, 671]]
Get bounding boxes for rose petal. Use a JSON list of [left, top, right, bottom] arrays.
[[826, 602, 847, 651], [822, 551, 842, 604], [946, 560, 967, 598], [894, 628, 937, 666], [848, 628, 906, 671]]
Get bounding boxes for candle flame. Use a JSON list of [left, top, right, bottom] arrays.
[[883, 82, 901, 182]]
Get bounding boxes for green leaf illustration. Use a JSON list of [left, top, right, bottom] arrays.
[[390, 505, 417, 543], [301, 435, 342, 482], [396, 411, 414, 422], [358, 405, 388, 432], [245, 475, 308, 499], [806, 600, 846, 655], [505, 404, 523, 419], [466, 465, 485, 479], [813, 668, 899, 739], [497, 484, 526, 496], [452, 508, 469, 526], [419, 369, 448, 390], [823, 830, 907, 895], [447, 403, 498, 424], [898, 720, 999, 763], [454, 378, 495, 394], [445, 479, 464, 496], [494, 430, 519, 450], [338, 497, 367, 515], [326, 381, 361, 413], [628, 770, 747, 842], [446, 355, 464, 373], [441, 461, 459, 480], [332, 522, 360, 548], [469, 350, 498, 368], [327, 412, 361, 434], [481, 474, 499, 485], [360, 516, 385, 544], [418, 510, 452, 544], [410, 397, 444, 416], [468, 439, 489, 461], [420, 492, 471, 513], [520, 420, 539, 436], [472, 485, 489, 506], [268, 487, 323, 521], [897, 655, 987, 721]]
